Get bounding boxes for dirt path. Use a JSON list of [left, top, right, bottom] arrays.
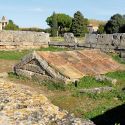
[[0, 59, 18, 73], [0, 59, 55, 97]]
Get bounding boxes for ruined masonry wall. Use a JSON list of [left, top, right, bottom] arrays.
[[83, 33, 125, 58], [84, 33, 125, 52], [0, 30, 50, 50]]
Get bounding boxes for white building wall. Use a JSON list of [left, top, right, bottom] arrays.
[[0, 23, 2, 30]]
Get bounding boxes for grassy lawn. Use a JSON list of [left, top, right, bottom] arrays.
[[50, 73, 125, 123], [39, 46, 70, 52], [67, 76, 112, 90], [111, 53, 125, 64], [50, 37, 64, 42], [0, 50, 29, 60], [0, 47, 71, 60]]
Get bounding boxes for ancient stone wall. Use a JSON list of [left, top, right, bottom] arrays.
[[0, 30, 49, 50], [49, 33, 125, 59], [82, 33, 125, 58]]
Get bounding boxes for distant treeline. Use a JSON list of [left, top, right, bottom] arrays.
[[20, 27, 45, 32], [4, 12, 125, 36]]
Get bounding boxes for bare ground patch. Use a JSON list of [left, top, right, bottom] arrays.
[[0, 59, 17, 73]]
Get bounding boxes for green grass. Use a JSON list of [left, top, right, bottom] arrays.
[[111, 54, 125, 64], [0, 50, 29, 60], [51, 71, 125, 121], [41, 80, 66, 91], [67, 76, 112, 90], [106, 71, 125, 80], [0, 46, 71, 60], [50, 37, 64, 42], [8, 72, 66, 91], [8, 72, 30, 80], [39, 46, 70, 52], [83, 104, 115, 119], [106, 71, 125, 89]]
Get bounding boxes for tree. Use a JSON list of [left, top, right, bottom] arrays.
[[46, 13, 72, 35], [97, 24, 105, 34], [119, 24, 125, 33], [104, 14, 125, 34], [51, 12, 58, 37], [71, 11, 88, 37], [5, 20, 19, 30]]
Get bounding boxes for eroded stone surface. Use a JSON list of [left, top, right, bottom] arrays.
[[0, 30, 49, 50], [0, 79, 94, 125], [83, 33, 125, 53], [64, 33, 77, 43]]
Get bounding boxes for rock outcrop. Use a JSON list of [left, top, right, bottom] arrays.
[[0, 79, 94, 125]]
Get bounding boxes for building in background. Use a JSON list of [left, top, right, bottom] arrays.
[[87, 24, 98, 34], [0, 23, 2, 30], [0, 16, 8, 30]]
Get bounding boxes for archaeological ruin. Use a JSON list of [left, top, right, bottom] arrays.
[[0, 30, 49, 50], [49, 33, 125, 59], [83, 33, 125, 54], [14, 49, 120, 84]]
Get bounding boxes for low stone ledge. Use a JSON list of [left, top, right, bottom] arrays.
[[79, 87, 113, 94], [95, 75, 117, 85]]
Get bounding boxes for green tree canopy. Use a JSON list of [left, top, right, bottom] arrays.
[[51, 12, 58, 37], [70, 11, 88, 37], [46, 13, 72, 35], [5, 20, 19, 30], [97, 24, 105, 34], [104, 14, 125, 34]]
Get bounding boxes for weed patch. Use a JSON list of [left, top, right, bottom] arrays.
[[112, 54, 125, 64]]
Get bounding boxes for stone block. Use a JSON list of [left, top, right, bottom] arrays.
[[120, 51, 125, 58], [64, 33, 77, 43]]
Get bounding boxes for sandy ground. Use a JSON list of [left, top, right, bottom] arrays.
[[0, 59, 18, 73]]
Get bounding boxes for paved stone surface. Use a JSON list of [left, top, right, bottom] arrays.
[[37, 49, 120, 79]]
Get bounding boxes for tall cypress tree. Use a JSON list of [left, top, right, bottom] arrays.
[[71, 11, 88, 37], [51, 12, 58, 37]]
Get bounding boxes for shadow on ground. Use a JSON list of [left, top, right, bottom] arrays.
[[91, 104, 125, 125]]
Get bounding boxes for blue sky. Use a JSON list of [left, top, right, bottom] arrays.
[[0, 0, 125, 28]]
